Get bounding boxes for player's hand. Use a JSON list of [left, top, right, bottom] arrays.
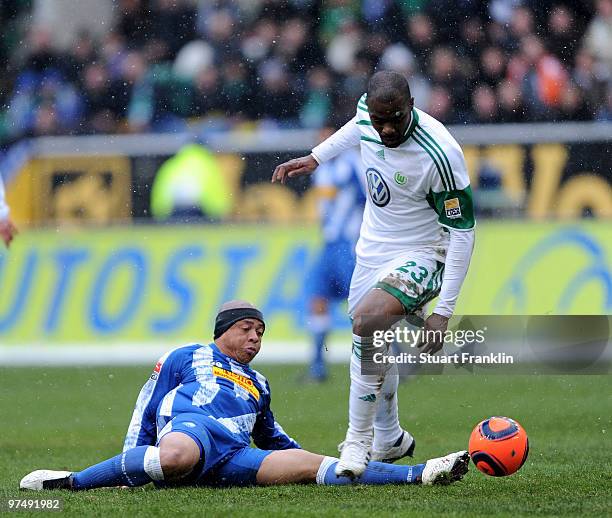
[[0, 218, 18, 248], [271, 155, 319, 184], [418, 313, 449, 355]]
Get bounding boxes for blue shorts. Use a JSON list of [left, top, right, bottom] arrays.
[[155, 412, 274, 487], [308, 240, 356, 300]]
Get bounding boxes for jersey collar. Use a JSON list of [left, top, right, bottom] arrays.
[[399, 108, 419, 145]]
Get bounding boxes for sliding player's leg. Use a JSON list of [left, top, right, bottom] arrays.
[[252, 448, 469, 486], [20, 414, 206, 490]]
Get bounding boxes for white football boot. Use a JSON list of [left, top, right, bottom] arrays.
[[371, 430, 416, 463], [20, 470, 73, 490], [421, 450, 470, 485], [335, 439, 371, 479]]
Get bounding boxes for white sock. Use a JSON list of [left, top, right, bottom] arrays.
[[371, 318, 422, 450], [373, 362, 403, 451], [347, 335, 383, 444], [143, 446, 164, 481], [316, 456, 337, 484]]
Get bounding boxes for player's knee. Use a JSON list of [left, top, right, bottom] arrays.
[[352, 311, 376, 337], [353, 292, 405, 336], [159, 435, 200, 479], [160, 446, 199, 478]]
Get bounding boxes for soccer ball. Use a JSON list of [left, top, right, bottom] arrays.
[[468, 416, 529, 476]]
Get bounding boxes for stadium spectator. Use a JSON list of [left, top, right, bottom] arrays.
[[573, 48, 608, 112], [148, 0, 197, 61], [300, 67, 334, 129], [428, 47, 470, 119], [189, 67, 225, 118], [80, 63, 122, 134], [583, 0, 612, 73], [220, 57, 255, 120], [150, 143, 232, 222], [458, 17, 487, 63], [426, 84, 457, 124], [518, 35, 569, 120], [596, 85, 612, 120], [255, 59, 302, 124], [115, 0, 151, 49], [470, 84, 500, 123], [547, 5, 581, 65], [558, 83, 592, 121], [405, 13, 436, 70], [121, 50, 155, 132], [479, 46, 507, 88], [497, 79, 526, 123], [0, 0, 610, 147]]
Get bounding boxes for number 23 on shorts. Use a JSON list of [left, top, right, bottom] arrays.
[[395, 260, 428, 284]]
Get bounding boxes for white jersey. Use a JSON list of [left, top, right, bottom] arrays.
[[313, 94, 475, 268]]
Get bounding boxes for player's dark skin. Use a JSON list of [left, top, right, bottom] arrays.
[[367, 95, 413, 148], [272, 93, 449, 354]]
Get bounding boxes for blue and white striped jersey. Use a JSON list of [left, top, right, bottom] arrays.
[[123, 343, 300, 452], [314, 148, 366, 245]]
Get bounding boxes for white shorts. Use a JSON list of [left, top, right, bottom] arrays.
[[348, 249, 445, 316]]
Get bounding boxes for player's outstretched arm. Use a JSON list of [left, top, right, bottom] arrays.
[[0, 218, 18, 248], [272, 115, 361, 184], [271, 155, 319, 184]]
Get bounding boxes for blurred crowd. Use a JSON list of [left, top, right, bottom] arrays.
[[0, 0, 611, 146]]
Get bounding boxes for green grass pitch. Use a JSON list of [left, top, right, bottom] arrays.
[[1, 365, 610, 517]]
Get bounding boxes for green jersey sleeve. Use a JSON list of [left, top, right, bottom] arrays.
[[419, 126, 475, 231], [426, 186, 475, 230]]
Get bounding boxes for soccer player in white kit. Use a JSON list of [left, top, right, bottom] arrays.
[[272, 71, 475, 478]]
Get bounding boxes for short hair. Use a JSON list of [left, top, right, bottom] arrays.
[[367, 71, 411, 105]]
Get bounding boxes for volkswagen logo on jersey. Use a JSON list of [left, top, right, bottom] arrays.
[[366, 168, 391, 207]]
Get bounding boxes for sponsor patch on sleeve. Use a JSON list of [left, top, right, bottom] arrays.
[[150, 360, 163, 380], [444, 198, 462, 219]]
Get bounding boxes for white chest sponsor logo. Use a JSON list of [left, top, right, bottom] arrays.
[[366, 168, 390, 207]]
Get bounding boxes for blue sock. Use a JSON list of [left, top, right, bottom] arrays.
[[310, 331, 327, 379], [72, 446, 163, 489], [319, 458, 425, 485]]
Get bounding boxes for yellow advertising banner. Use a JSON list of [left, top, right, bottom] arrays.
[[0, 222, 610, 345]]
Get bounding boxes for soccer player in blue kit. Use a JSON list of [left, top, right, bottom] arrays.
[[20, 301, 469, 490], [307, 134, 366, 381]]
